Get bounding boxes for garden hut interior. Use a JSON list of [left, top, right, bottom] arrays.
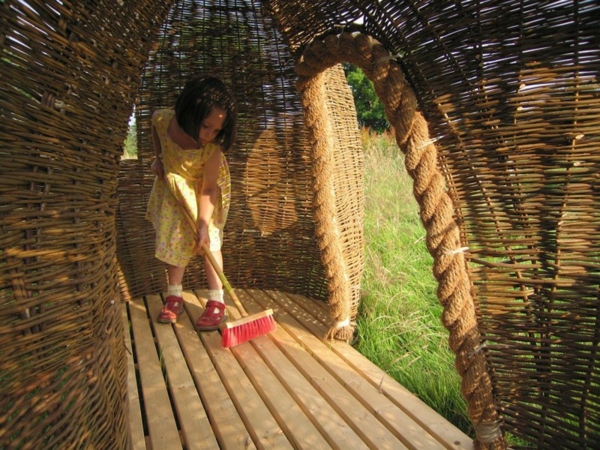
[[1, 0, 599, 449]]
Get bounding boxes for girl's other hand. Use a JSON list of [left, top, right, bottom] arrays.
[[195, 222, 210, 251], [151, 157, 165, 180]]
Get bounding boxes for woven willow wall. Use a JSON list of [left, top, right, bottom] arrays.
[[271, 1, 599, 447], [1, 0, 599, 449], [0, 1, 171, 448]]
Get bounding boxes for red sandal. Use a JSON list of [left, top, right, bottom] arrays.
[[157, 295, 184, 323], [196, 300, 227, 331]]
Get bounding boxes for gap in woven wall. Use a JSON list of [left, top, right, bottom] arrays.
[[342, 63, 390, 133], [122, 107, 138, 160]]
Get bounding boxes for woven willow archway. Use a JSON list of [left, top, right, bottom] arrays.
[[296, 31, 501, 448]]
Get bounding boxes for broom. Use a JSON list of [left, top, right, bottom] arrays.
[[200, 243, 276, 348]]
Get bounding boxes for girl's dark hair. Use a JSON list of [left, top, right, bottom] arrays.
[[175, 76, 238, 151]]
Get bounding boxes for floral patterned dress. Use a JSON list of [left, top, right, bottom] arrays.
[[145, 109, 231, 267]]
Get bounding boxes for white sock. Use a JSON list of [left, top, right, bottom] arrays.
[[208, 289, 224, 313], [168, 284, 183, 297]]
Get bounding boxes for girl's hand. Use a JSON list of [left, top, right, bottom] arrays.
[[151, 157, 165, 180], [195, 221, 210, 252]]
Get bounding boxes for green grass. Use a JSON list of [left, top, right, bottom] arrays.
[[355, 129, 474, 437], [123, 120, 137, 159]]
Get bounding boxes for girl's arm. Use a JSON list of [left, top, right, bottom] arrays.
[[150, 111, 165, 179], [196, 147, 222, 247]]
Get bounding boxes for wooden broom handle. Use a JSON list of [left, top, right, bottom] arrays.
[[200, 243, 248, 317]]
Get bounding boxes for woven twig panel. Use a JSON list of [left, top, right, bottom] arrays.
[[364, 4, 600, 448], [0, 0, 171, 448], [270, 0, 600, 447], [116, 0, 364, 332]]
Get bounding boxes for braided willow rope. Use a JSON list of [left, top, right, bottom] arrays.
[[295, 32, 507, 450]]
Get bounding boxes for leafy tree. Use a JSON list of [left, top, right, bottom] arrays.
[[343, 63, 389, 132]]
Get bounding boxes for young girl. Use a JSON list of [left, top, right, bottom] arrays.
[[145, 76, 237, 331]]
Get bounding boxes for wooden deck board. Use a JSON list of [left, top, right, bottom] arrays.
[[122, 307, 146, 449], [173, 297, 255, 450], [250, 291, 442, 449], [124, 289, 474, 450], [242, 290, 408, 449], [146, 294, 219, 449], [264, 290, 471, 448], [186, 294, 293, 450], [128, 297, 181, 449]]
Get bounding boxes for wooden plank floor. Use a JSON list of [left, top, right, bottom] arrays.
[[123, 288, 474, 450]]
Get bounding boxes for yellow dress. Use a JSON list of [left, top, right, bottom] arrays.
[[145, 109, 231, 267]]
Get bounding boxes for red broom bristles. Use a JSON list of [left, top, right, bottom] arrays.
[[199, 243, 276, 348], [220, 309, 276, 348]]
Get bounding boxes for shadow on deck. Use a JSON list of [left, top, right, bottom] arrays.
[[123, 288, 473, 449]]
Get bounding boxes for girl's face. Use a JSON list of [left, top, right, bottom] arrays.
[[199, 107, 226, 145]]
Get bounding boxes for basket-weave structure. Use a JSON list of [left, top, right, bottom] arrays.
[[1, 0, 599, 449]]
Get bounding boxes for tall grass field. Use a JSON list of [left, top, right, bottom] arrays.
[[355, 128, 473, 436]]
